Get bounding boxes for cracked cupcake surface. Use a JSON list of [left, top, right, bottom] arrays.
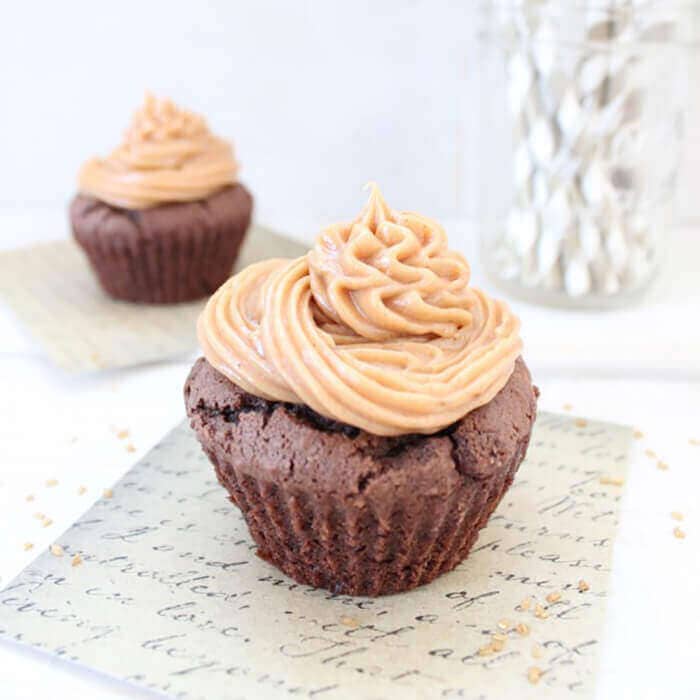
[[185, 185, 537, 596]]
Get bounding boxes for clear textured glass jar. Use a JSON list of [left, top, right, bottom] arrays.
[[477, 1, 699, 308]]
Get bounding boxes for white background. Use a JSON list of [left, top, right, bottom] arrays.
[[1, 2, 699, 699]]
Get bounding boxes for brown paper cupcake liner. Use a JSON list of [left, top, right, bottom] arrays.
[[71, 184, 252, 304], [206, 434, 529, 597]]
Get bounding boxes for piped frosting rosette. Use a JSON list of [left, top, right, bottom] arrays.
[[78, 94, 239, 209], [198, 185, 523, 436]]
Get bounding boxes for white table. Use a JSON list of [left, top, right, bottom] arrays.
[[0, 218, 698, 699]]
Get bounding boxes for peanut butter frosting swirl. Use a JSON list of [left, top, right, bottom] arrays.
[[199, 185, 523, 436], [78, 94, 239, 209]]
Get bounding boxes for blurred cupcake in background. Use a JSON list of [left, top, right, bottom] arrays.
[[70, 94, 253, 303]]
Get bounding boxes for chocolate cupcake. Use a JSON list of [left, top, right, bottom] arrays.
[[185, 185, 537, 596], [70, 94, 252, 303]]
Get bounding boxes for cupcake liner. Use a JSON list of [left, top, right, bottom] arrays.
[[71, 184, 252, 304], [204, 433, 530, 597]]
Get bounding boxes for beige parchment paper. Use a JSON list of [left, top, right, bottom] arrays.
[[0, 413, 632, 699], [0, 227, 306, 372]]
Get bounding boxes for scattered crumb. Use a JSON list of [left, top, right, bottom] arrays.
[[116, 429, 130, 440], [519, 597, 532, 611], [633, 429, 644, 439], [33, 512, 45, 520], [45, 479, 58, 488], [126, 443, 136, 453], [50, 544, 64, 557], [497, 618, 511, 631], [340, 615, 359, 628], [671, 512, 684, 522], [478, 644, 494, 657], [78, 486, 87, 496], [689, 438, 700, 446], [562, 403, 573, 412], [673, 527, 686, 540], [599, 475, 625, 486], [492, 632, 508, 643], [23, 542, 34, 551], [644, 448, 657, 459], [25, 494, 34, 502], [103, 488, 114, 499], [578, 579, 590, 592], [575, 418, 587, 428], [656, 460, 669, 471], [534, 604, 549, 619], [546, 591, 562, 604], [531, 644, 544, 659], [71, 554, 83, 567], [491, 637, 506, 652], [41, 517, 53, 528], [516, 622, 530, 636], [527, 666, 543, 684]]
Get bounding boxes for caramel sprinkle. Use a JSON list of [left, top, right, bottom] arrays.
[[25, 494, 34, 502], [644, 449, 657, 459], [497, 618, 511, 631], [78, 486, 87, 495], [126, 444, 136, 453], [671, 512, 684, 522], [340, 616, 359, 628], [656, 460, 669, 471], [23, 542, 34, 551], [527, 666, 543, 684], [546, 592, 562, 603], [50, 544, 64, 557], [599, 475, 625, 486], [531, 644, 544, 659], [575, 418, 588, 428], [534, 604, 549, 619], [519, 597, 532, 611], [578, 579, 590, 592], [516, 622, 530, 637], [41, 517, 53, 528], [46, 479, 58, 488], [116, 429, 130, 440], [689, 438, 700, 446], [71, 554, 83, 567], [103, 488, 114, 499], [478, 644, 494, 657], [673, 527, 686, 540], [633, 429, 644, 439]]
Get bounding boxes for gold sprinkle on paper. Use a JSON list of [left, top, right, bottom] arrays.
[[527, 666, 543, 684], [575, 418, 588, 428], [531, 644, 544, 659], [23, 542, 34, 551], [45, 479, 58, 488], [50, 544, 64, 557], [497, 618, 511, 631], [71, 554, 83, 567], [534, 604, 549, 619], [478, 644, 494, 657], [633, 429, 644, 439], [126, 444, 137, 453], [673, 527, 686, 540], [599, 475, 625, 486], [644, 448, 656, 459], [689, 438, 700, 446], [671, 512, 684, 522], [516, 622, 530, 636], [340, 616, 359, 628], [546, 591, 562, 603], [116, 429, 130, 440], [103, 488, 114, 499], [25, 494, 34, 502], [562, 403, 573, 412], [77, 486, 87, 495], [41, 517, 53, 528], [519, 597, 532, 611], [33, 512, 45, 520], [578, 579, 590, 592], [491, 637, 506, 652], [656, 460, 669, 471]]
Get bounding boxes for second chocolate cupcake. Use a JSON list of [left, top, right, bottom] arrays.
[[70, 94, 253, 303]]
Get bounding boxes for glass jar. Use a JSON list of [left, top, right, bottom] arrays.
[[476, 1, 698, 308]]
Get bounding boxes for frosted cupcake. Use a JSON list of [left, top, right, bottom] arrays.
[[70, 94, 252, 303], [186, 185, 537, 596]]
